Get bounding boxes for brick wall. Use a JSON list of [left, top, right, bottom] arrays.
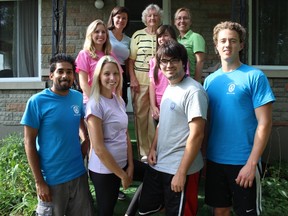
[[270, 78, 288, 122], [0, 90, 40, 126]]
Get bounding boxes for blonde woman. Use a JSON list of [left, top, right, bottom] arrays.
[[86, 55, 133, 216], [76, 19, 118, 105]]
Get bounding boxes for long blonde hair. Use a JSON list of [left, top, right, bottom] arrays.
[[90, 55, 123, 103], [83, 19, 112, 59]]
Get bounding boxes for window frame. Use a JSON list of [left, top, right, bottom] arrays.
[[248, 0, 288, 77]]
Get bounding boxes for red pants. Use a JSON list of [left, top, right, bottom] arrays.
[[184, 171, 200, 216]]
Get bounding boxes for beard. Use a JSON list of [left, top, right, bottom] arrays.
[[167, 71, 182, 81], [54, 80, 72, 91]]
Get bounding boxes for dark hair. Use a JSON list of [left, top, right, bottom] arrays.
[[107, 6, 130, 32], [155, 25, 177, 52], [154, 25, 177, 84], [49, 53, 76, 73], [156, 40, 188, 71]]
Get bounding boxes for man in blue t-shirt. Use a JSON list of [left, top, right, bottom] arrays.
[[21, 54, 93, 216], [203, 21, 275, 216]]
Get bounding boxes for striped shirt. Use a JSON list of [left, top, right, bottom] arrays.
[[130, 29, 156, 84]]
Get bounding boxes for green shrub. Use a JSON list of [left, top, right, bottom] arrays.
[[0, 133, 37, 216], [261, 161, 288, 215]]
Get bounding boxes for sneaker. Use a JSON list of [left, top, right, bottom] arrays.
[[118, 191, 126, 201], [141, 155, 148, 163]]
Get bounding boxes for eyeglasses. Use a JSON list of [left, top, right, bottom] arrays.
[[175, 16, 190, 21], [159, 58, 180, 66]]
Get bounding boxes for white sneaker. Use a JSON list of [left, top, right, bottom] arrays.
[[141, 155, 148, 163]]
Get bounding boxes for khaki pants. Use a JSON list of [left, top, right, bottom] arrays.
[[131, 84, 155, 157], [37, 174, 94, 216]]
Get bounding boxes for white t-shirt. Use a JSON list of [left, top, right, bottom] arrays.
[[86, 94, 128, 174], [154, 77, 208, 175]]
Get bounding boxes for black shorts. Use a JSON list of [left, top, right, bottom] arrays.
[[139, 166, 185, 216], [204, 160, 262, 216]]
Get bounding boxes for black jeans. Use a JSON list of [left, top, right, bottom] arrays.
[[89, 170, 120, 216], [121, 65, 130, 105]]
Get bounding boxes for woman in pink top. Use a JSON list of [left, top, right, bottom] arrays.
[[76, 19, 113, 104], [149, 25, 190, 123], [149, 25, 177, 123]]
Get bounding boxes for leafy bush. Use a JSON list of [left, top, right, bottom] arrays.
[[0, 133, 37, 216], [261, 161, 288, 215]]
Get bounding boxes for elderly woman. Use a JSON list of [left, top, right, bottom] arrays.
[[128, 4, 162, 161]]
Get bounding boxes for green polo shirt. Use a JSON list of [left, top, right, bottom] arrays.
[[177, 30, 205, 77]]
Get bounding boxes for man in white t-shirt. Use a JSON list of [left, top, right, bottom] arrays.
[[138, 41, 208, 216]]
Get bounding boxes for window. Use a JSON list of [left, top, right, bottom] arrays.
[[0, 0, 39, 79], [251, 0, 288, 67]]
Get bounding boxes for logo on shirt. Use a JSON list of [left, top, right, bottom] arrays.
[[170, 102, 176, 110], [72, 105, 81, 116], [227, 83, 236, 95]]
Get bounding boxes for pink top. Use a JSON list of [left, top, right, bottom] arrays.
[[149, 58, 169, 108], [75, 50, 120, 103], [148, 58, 190, 108]]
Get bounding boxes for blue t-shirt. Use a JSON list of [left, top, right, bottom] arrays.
[[203, 64, 275, 165], [20, 88, 86, 185]]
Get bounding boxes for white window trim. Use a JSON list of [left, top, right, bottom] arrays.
[[248, 0, 288, 77], [0, 0, 43, 86], [38, 0, 42, 79], [0, 81, 46, 89]]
